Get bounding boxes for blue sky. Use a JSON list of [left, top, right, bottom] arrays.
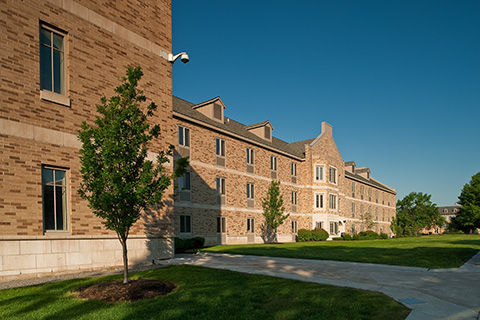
[[171, 0, 480, 206]]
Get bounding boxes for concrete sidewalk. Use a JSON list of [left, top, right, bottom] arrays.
[[171, 252, 480, 320]]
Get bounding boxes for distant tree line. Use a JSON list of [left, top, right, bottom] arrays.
[[391, 172, 480, 236]]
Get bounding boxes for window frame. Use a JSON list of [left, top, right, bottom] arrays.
[[291, 162, 297, 177], [246, 148, 254, 165], [178, 126, 190, 147], [291, 191, 297, 205], [329, 194, 337, 210], [315, 193, 324, 209], [216, 177, 226, 195], [328, 166, 337, 184], [42, 165, 69, 232], [39, 23, 70, 106], [270, 155, 277, 171], [247, 218, 255, 233], [246, 182, 254, 199], [215, 138, 225, 157], [314, 165, 324, 181], [179, 214, 192, 233]]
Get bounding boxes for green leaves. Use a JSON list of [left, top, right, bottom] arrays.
[[392, 192, 443, 236], [77, 66, 189, 282], [455, 172, 480, 233], [262, 180, 288, 241]]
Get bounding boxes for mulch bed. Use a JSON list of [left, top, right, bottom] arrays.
[[74, 279, 177, 302]]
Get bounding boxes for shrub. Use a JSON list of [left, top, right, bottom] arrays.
[[332, 237, 343, 241], [311, 228, 329, 241], [174, 237, 186, 253], [379, 233, 388, 239], [175, 237, 205, 253], [342, 234, 353, 240], [297, 229, 312, 242]]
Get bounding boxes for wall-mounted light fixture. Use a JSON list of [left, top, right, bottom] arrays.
[[168, 52, 189, 64]]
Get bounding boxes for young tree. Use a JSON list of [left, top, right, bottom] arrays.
[[361, 211, 377, 231], [391, 192, 444, 237], [262, 180, 288, 242], [456, 172, 480, 233], [78, 66, 188, 284]]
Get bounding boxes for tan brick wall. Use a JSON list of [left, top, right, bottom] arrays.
[[173, 117, 397, 242], [0, 0, 175, 278]]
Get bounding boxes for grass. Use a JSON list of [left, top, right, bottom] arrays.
[[0, 265, 410, 320], [202, 234, 480, 268]]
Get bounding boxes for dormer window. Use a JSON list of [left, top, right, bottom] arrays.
[[213, 103, 222, 120], [192, 97, 225, 123], [246, 121, 273, 142]]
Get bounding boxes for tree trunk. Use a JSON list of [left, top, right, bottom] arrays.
[[119, 236, 129, 284]]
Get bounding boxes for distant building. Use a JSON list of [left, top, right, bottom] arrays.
[[173, 96, 397, 245], [423, 205, 461, 234]]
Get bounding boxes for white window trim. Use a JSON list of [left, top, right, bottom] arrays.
[[270, 155, 277, 171], [314, 192, 325, 209], [329, 193, 338, 210], [291, 162, 297, 177], [40, 90, 71, 107], [247, 182, 254, 199], [246, 148, 254, 165], [314, 164, 324, 181], [216, 138, 225, 157], [328, 166, 338, 185], [291, 191, 297, 205], [178, 126, 190, 147]]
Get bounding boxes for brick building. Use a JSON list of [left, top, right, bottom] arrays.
[[0, 0, 176, 280], [0, 0, 396, 280], [172, 97, 396, 245]]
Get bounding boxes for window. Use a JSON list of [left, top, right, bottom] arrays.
[[291, 162, 297, 176], [265, 126, 271, 139], [376, 208, 378, 221], [270, 156, 277, 171], [329, 194, 337, 210], [42, 166, 67, 231], [216, 138, 225, 156], [247, 183, 254, 199], [352, 182, 355, 197], [368, 188, 372, 202], [247, 218, 255, 233], [315, 221, 323, 229], [352, 202, 356, 218], [382, 192, 385, 205], [292, 220, 298, 233], [360, 204, 364, 216], [213, 103, 222, 120], [375, 190, 378, 203], [382, 208, 385, 221], [40, 24, 66, 95], [246, 148, 254, 165], [330, 222, 339, 235], [292, 191, 297, 205], [217, 216, 226, 233], [329, 167, 337, 184], [179, 171, 191, 191], [180, 215, 191, 233], [315, 193, 324, 209], [360, 185, 364, 200], [216, 177, 226, 195], [314, 165, 324, 181], [178, 126, 190, 147]]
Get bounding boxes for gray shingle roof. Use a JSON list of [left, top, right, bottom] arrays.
[[173, 96, 307, 159], [345, 171, 396, 194]]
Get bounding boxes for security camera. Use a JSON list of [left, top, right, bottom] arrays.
[[180, 53, 189, 64], [168, 52, 189, 64]]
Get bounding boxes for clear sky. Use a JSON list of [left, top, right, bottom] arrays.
[[171, 0, 480, 207]]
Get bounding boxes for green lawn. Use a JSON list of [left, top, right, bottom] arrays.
[[0, 265, 409, 320], [202, 234, 480, 268]]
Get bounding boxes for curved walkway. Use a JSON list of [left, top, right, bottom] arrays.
[[171, 252, 480, 320]]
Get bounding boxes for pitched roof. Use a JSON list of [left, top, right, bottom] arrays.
[[345, 170, 396, 194], [173, 96, 307, 159]]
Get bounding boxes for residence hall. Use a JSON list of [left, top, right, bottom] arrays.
[[0, 0, 176, 280], [173, 96, 397, 246]]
